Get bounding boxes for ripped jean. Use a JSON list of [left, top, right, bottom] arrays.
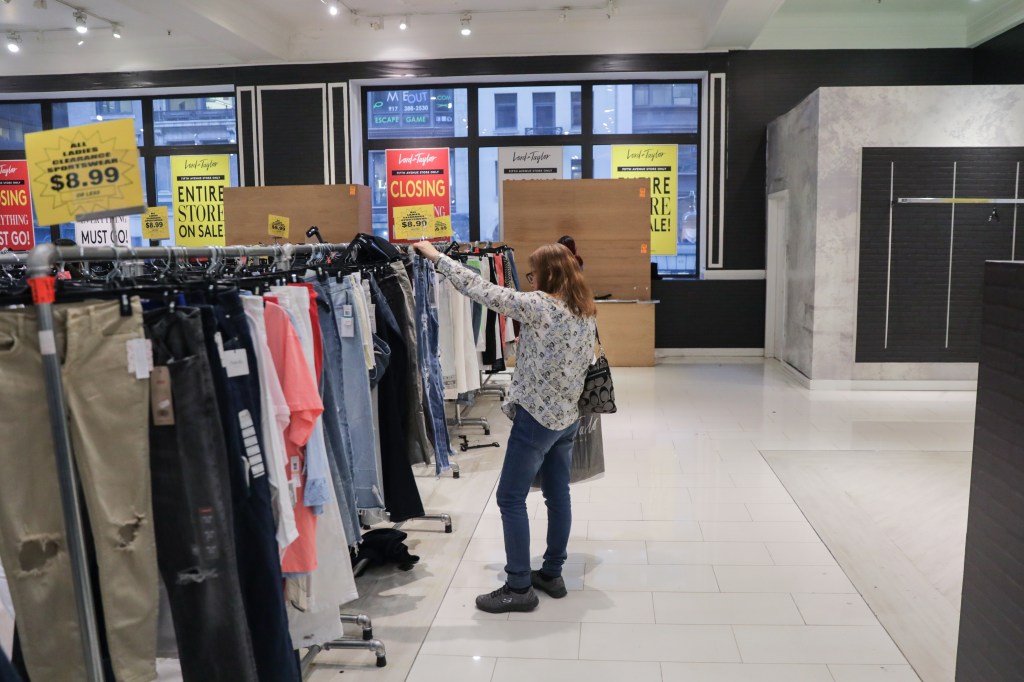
[[0, 299, 159, 682], [144, 306, 259, 681]]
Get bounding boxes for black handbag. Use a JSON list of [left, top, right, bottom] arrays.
[[579, 330, 617, 415]]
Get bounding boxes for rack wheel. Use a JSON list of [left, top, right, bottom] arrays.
[[445, 522, 453, 534], [363, 629, 373, 641], [484, 429, 491, 435], [376, 656, 387, 668], [460, 444, 468, 452], [453, 470, 460, 479]]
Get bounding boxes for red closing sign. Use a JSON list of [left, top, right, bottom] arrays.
[[0, 161, 35, 251], [386, 148, 452, 243]]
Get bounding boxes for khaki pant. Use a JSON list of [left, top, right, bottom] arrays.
[[0, 299, 157, 682]]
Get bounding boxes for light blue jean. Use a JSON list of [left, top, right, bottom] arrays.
[[329, 276, 385, 511], [307, 278, 362, 545], [497, 407, 578, 589], [413, 256, 452, 475]]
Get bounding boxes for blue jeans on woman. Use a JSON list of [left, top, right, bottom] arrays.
[[497, 407, 579, 590]]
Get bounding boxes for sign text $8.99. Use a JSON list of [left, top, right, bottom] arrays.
[[50, 167, 121, 192]]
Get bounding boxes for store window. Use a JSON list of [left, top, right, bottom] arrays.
[[52, 100, 144, 146], [368, 148, 470, 244], [366, 88, 468, 140], [478, 146, 582, 242], [594, 144, 699, 274], [479, 85, 581, 137], [153, 96, 236, 147], [593, 83, 699, 135], [0, 103, 42, 150], [494, 94, 518, 131]]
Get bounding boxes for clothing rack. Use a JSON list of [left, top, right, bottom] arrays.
[[1, 241, 460, 679]]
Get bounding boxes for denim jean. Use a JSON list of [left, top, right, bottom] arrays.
[[309, 278, 365, 544], [144, 307, 259, 682], [193, 291, 301, 682], [368, 276, 426, 523], [497, 407, 579, 589], [383, 263, 436, 467], [327, 274, 387, 509], [413, 256, 453, 475]]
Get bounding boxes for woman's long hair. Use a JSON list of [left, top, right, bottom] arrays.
[[530, 243, 597, 318]]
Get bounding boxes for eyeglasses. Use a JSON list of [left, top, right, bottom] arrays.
[[525, 272, 534, 284]]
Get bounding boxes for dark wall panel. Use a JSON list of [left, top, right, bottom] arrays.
[[974, 20, 1024, 84], [726, 49, 973, 270], [331, 86, 348, 184], [957, 261, 1024, 682], [856, 147, 1021, 363], [259, 88, 325, 186], [237, 89, 257, 186], [653, 279, 765, 348]]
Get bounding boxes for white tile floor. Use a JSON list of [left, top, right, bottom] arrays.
[[303, 361, 978, 681], [302, 360, 980, 681], [0, 360, 970, 681]]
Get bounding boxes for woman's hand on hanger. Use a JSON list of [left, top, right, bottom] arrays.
[[412, 241, 442, 263]]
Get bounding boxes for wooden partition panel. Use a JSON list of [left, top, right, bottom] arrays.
[[502, 179, 652, 300], [223, 185, 372, 245]]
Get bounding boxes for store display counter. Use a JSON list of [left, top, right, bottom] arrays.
[[594, 300, 657, 367]]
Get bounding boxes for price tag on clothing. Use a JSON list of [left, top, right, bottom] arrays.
[[214, 332, 250, 378], [369, 304, 377, 333], [290, 456, 303, 488], [126, 338, 152, 379], [341, 304, 355, 338], [150, 366, 175, 426]]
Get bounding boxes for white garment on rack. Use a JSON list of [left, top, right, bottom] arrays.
[[286, 476, 359, 647], [461, 293, 482, 393], [350, 275, 375, 371], [474, 258, 489, 352], [241, 295, 299, 553], [437, 279, 458, 396]]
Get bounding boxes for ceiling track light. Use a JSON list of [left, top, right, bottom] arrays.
[[74, 9, 88, 34], [322, 0, 340, 17], [32, 0, 48, 8], [6, 31, 21, 54], [559, 7, 568, 22], [369, 17, 382, 30], [111, 22, 122, 38], [460, 12, 472, 36], [399, 15, 408, 30]]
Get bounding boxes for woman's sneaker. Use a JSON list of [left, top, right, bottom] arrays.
[[531, 570, 568, 598], [475, 584, 540, 613]]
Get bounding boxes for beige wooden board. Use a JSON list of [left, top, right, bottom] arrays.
[[596, 302, 656, 367], [223, 184, 372, 245], [502, 179, 652, 300]]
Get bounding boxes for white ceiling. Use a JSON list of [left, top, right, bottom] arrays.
[[0, 0, 1021, 78]]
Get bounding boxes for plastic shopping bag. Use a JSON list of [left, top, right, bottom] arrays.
[[533, 413, 605, 488]]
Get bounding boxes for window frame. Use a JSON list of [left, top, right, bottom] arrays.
[[0, 93, 238, 245], [360, 76, 703, 278]]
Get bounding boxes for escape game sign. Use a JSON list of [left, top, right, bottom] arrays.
[[386, 148, 452, 243]]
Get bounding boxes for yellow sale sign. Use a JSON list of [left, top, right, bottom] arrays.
[[142, 206, 170, 240], [268, 214, 290, 239], [611, 145, 677, 256], [25, 118, 144, 225], [171, 155, 228, 246]]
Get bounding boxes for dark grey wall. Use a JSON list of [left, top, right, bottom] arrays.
[[956, 261, 1024, 682], [856, 147, 1023, 363]]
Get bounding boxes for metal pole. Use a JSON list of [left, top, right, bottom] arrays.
[[26, 243, 105, 682]]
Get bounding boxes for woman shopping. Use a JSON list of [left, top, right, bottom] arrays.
[[412, 240, 597, 613]]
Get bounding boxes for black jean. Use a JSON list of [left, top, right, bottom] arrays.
[[144, 307, 260, 682], [192, 290, 300, 682], [369, 276, 425, 523]]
